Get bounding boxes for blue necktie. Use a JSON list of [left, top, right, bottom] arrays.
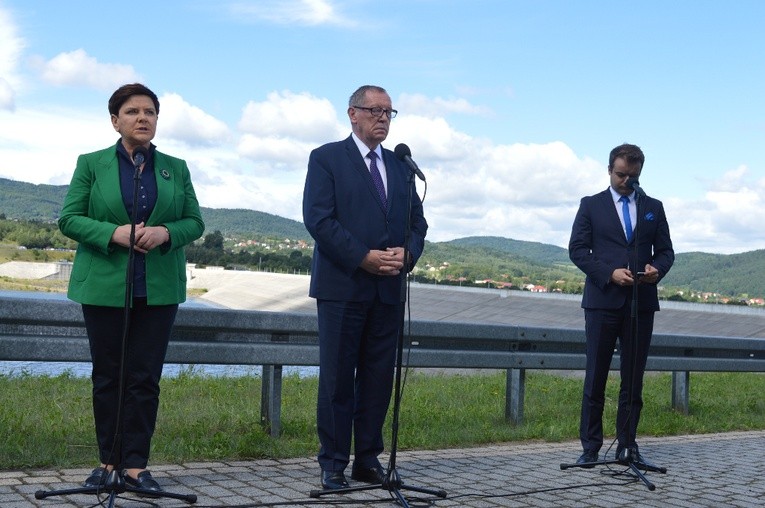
[[368, 151, 387, 208], [620, 195, 633, 243]]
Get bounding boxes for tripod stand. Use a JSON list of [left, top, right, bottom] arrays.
[[561, 182, 668, 491], [35, 469, 197, 505], [560, 444, 666, 491], [309, 157, 446, 506], [35, 147, 196, 506]]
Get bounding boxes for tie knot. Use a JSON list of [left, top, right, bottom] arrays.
[[368, 151, 378, 160], [620, 196, 629, 204]]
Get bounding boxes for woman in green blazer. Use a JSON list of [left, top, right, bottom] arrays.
[[58, 83, 204, 494]]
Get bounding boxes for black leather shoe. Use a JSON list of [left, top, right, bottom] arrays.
[[617, 446, 635, 463], [82, 467, 109, 488], [618, 445, 662, 471], [351, 465, 386, 484], [575, 451, 599, 468], [321, 471, 349, 490], [632, 450, 658, 470], [124, 470, 163, 497]]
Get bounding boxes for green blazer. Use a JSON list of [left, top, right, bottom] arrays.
[[59, 145, 205, 307]]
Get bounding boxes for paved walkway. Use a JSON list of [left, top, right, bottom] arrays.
[[2, 431, 763, 507]]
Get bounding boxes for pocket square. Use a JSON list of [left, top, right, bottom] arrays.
[[644, 212, 655, 221]]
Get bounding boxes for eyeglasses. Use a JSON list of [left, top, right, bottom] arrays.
[[353, 106, 398, 119]]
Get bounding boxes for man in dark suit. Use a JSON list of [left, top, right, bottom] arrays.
[[302, 85, 427, 490], [568, 143, 674, 469]]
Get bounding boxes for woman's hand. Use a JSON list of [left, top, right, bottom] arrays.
[[111, 222, 169, 253]]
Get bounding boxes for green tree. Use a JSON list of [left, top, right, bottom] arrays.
[[202, 230, 224, 252]]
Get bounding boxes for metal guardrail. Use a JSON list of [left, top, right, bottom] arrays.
[[1, 296, 764, 435]]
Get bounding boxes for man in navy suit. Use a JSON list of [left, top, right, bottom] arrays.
[[302, 85, 427, 490], [569, 143, 674, 469]]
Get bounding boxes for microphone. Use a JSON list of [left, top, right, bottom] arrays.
[[394, 143, 426, 182], [132, 146, 149, 169], [627, 176, 644, 196]]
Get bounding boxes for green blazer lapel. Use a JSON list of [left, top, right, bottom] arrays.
[[93, 149, 131, 224], [150, 152, 176, 224]]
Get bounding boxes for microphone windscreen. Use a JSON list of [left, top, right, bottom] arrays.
[[394, 143, 411, 161], [132, 146, 149, 165], [627, 177, 640, 191]]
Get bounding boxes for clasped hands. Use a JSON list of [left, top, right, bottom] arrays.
[[361, 247, 406, 276], [611, 264, 659, 287], [111, 222, 169, 253]]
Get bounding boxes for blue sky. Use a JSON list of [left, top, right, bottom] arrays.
[[1, 0, 764, 254]]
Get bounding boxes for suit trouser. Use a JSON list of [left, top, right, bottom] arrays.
[[580, 303, 655, 453], [315, 298, 399, 472], [82, 299, 178, 469]]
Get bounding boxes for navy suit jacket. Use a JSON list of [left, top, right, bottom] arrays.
[[569, 189, 674, 312], [303, 135, 427, 304]]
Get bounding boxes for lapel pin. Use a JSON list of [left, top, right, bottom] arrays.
[[160, 169, 171, 180]]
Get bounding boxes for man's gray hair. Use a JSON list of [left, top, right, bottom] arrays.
[[349, 85, 388, 107]]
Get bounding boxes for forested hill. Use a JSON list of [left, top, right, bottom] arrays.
[[662, 249, 765, 298], [0, 177, 310, 241], [0, 178, 68, 220], [2, 177, 765, 299], [447, 236, 571, 265], [200, 208, 309, 240]]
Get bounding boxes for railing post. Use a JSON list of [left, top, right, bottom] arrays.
[[260, 332, 289, 437], [671, 370, 690, 414], [506, 367, 525, 424], [261, 364, 283, 437]]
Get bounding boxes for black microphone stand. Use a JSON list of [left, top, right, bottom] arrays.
[[36, 152, 196, 506], [310, 163, 447, 506], [560, 189, 666, 491]]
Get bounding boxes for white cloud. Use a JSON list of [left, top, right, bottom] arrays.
[[0, 107, 115, 184], [0, 78, 14, 111], [398, 140, 602, 245], [0, 5, 24, 111], [397, 93, 491, 118], [159, 92, 231, 146], [385, 114, 603, 246], [2, 84, 764, 255], [194, 169, 304, 222], [388, 115, 477, 161], [237, 135, 318, 167], [664, 166, 765, 254], [236, 90, 346, 166], [238, 90, 344, 141], [33, 49, 141, 90], [227, 0, 354, 26]]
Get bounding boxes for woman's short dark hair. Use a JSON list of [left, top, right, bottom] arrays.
[[608, 143, 645, 170], [108, 83, 160, 116]]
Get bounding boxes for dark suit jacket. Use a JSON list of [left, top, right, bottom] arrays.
[[303, 135, 427, 304], [569, 189, 674, 312], [59, 145, 205, 307]]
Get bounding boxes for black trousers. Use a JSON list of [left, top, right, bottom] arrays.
[[315, 298, 399, 473], [82, 299, 178, 469], [580, 302, 655, 454]]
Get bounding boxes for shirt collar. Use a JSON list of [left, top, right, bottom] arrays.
[[115, 139, 156, 163], [351, 132, 382, 160], [609, 186, 635, 203]]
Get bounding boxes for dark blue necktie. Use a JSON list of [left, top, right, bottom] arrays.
[[620, 195, 633, 243], [368, 151, 387, 208]]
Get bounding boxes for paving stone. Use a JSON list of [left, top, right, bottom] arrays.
[[4, 431, 764, 507]]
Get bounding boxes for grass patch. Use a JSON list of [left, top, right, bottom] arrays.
[[0, 370, 762, 470], [0, 276, 68, 293], [0, 245, 74, 264]]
